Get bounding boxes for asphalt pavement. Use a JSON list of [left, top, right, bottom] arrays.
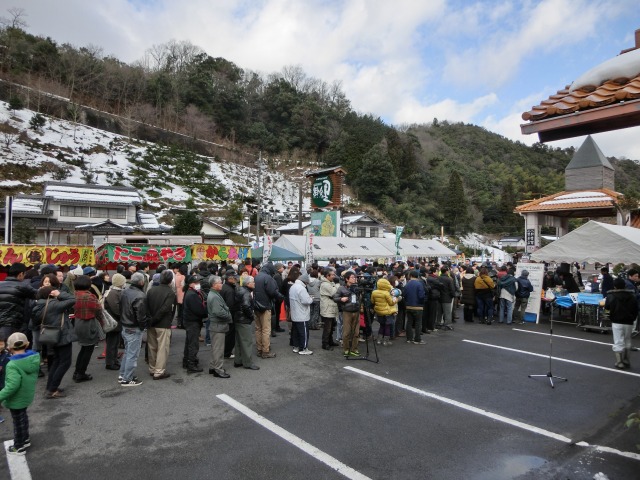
[[1, 308, 639, 480]]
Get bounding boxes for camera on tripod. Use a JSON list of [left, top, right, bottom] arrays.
[[357, 274, 376, 291]]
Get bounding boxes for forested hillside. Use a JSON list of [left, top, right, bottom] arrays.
[[1, 22, 639, 236]]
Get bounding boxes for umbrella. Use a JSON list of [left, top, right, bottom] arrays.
[[251, 244, 304, 262]]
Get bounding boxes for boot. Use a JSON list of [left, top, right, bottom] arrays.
[[622, 349, 631, 369], [186, 363, 203, 373], [614, 352, 625, 369]]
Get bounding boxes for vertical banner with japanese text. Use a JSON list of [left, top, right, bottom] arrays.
[[395, 226, 404, 256], [304, 233, 314, 266], [262, 234, 272, 264]]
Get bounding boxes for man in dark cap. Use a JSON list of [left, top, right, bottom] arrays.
[[0, 263, 36, 338], [253, 262, 284, 358]]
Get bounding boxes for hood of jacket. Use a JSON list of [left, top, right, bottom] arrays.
[[463, 273, 475, 280], [377, 278, 392, 292], [261, 263, 276, 276], [9, 350, 40, 374]]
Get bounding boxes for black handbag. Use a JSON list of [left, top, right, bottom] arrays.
[[40, 298, 64, 346]]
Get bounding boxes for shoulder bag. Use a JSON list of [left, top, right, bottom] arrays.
[[101, 309, 118, 334], [40, 298, 64, 346], [100, 290, 119, 334]]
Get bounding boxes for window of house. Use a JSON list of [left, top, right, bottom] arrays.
[[370, 227, 379, 237], [90, 207, 126, 219], [60, 205, 89, 217], [357, 227, 366, 237]]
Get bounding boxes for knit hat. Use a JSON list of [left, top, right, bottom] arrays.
[[111, 273, 126, 288], [71, 265, 84, 276], [7, 332, 29, 350], [521, 270, 529, 277], [83, 266, 96, 276]]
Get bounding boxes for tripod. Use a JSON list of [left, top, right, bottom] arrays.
[[346, 290, 379, 363], [528, 299, 567, 388]]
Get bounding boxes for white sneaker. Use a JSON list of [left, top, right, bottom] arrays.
[[298, 349, 313, 355], [292, 347, 300, 353], [121, 379, 143, 387]]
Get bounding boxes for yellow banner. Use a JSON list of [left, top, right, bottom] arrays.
[[0, 245, 95, 267], [191, 244, 251, 262]]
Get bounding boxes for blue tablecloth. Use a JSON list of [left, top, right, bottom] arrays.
[[555, 293, 603, 308]]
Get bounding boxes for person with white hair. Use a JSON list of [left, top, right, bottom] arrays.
[[206, 275, 232, 379], [289, 271, 314, 355]]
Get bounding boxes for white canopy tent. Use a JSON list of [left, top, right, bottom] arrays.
[[530, 221, 640, 264], [274, 235, 456, 261], [375, 237, 457, 258], [275, 235, 393, 260]]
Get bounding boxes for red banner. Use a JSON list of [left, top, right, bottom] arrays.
[[0, 245, 95, 267]]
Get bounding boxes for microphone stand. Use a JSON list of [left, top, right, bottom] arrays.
[[528, 299, 568, 388]]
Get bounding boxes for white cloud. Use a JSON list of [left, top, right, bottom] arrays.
[[8, 0, 640, 161], [547, 128, 640, 162], [395, 93, 498, 125], [441, 0, 626, 90]]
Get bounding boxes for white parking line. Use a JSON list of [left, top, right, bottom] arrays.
[[462, 339, 640, 378], [344, 366, 572, 443], [344, 366, 640, 462], [3, 440, 32, 480], [217, 394, 371, 480], [512, 328, 614, 346]]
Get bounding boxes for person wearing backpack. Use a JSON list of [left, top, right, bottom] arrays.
[[514, 270, 534, 324]]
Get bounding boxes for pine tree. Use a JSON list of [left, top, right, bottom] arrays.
[[13, 218, 36, 244], [498, 178, 521, 234], [172, 211, 202, 235], [442, 171, 469, 234]]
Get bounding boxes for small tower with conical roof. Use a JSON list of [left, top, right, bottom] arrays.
[[565, 135, 615, 191]]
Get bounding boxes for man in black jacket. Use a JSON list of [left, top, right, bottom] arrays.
[[119, 272, 147, 386], [0, 263, 36, 339], [253, 262, 284, 358], [425, 267, 442, 333], [146, 270, 175, 380], [438, 266, 456, 331], [220, 270, 239, 358], [272, 263, 286, 335]]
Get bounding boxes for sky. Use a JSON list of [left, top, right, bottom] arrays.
[[7, 0, 640, 160]]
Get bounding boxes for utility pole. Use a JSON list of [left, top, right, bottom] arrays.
[[256, 151, 262, 244], [298, 181, 303, 234]]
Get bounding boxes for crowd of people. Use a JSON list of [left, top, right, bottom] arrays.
[[0, 256, 638, 456]]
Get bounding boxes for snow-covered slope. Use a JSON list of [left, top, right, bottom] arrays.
[[0, 101, 310, 218]]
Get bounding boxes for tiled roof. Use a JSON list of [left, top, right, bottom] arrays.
[[521, 77, 640, 122], [515, 189, 621, 213], [521, 29, 640, 141], [11, 196, 47, 215], [43, 182, 141, 206]]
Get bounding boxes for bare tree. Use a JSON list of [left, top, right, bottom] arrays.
[[0, 7, 28, 29], [67, 102, 81, 140], [281, 64, 307, 91], [1, 131, 18, 149], [183, 104, 214, 141]]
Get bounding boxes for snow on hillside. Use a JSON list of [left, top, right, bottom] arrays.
[[0, 101, 311, 218]]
